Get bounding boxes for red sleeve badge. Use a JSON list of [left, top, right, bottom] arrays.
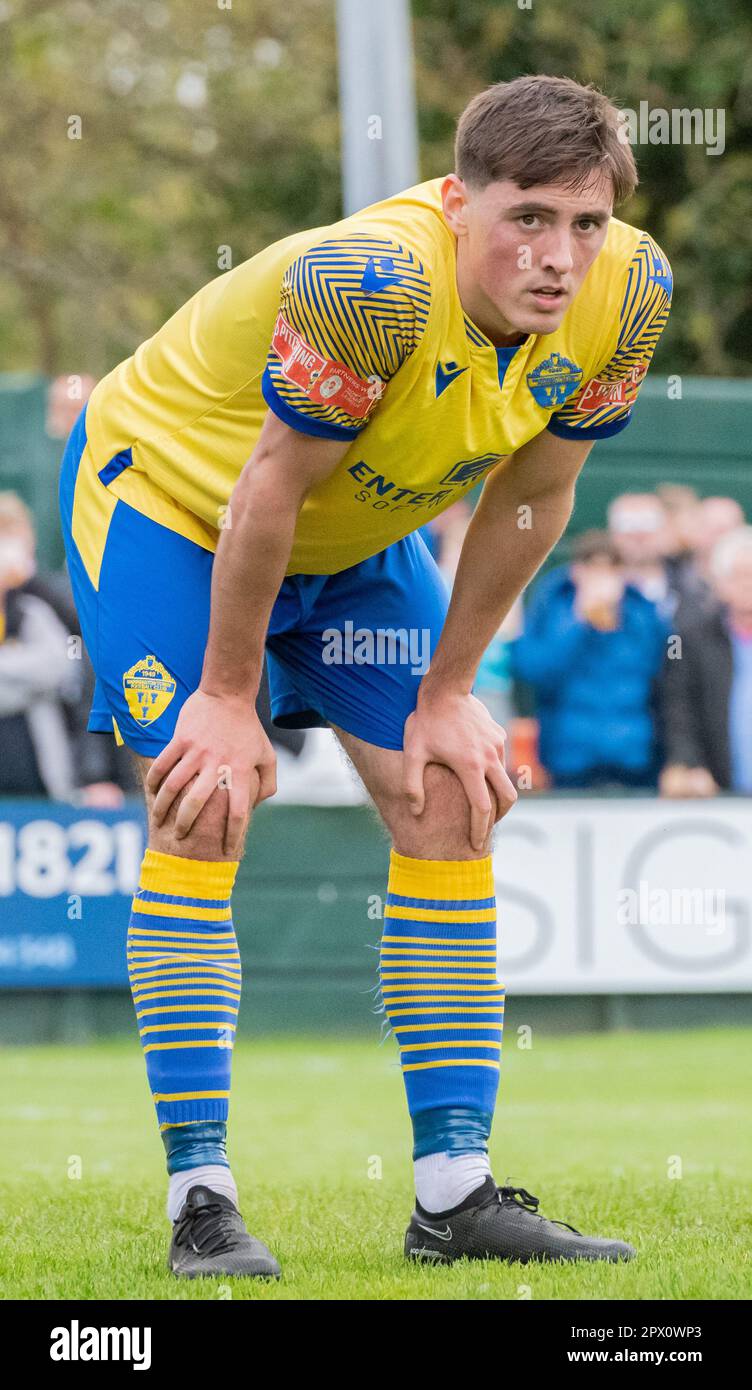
[[575, 361, 648, 413], [271, 312, 383, 419]]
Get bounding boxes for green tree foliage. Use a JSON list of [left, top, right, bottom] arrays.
[[0, 0, 341, 372], [0, 0, 749, 375], [413, 0, 752, 375]]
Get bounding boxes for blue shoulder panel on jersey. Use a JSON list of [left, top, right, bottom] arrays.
[[265, 235, 430, 435]]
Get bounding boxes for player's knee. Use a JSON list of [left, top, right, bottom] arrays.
[[390, 761, 496, 859], [150, 783, 247, 863]]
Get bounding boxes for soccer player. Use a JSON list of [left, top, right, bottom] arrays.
[[59, 75, 671, 1275]]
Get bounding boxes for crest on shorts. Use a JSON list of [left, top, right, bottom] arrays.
[[526, 353, 583, 408], [123, 654, 176, 727]]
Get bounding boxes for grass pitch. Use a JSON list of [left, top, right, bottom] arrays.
[[1, 1027, 750, 1300]]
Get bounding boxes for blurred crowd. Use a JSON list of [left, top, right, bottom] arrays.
[[424, 485, 752, 797], [1, 450, 751, 803]]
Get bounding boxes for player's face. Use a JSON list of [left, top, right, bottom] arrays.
[[444, 170, 613, 342]]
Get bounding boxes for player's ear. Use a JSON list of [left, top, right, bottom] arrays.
[[441, 174, 470, 236]]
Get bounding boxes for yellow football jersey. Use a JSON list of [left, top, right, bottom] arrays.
[[81, 176, 671, 576]]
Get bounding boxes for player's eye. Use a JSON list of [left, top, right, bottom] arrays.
[[518, 214, 540, 228], [576, 218, 599, 231]]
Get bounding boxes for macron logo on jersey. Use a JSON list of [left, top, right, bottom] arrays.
[[648, 254, 673, 297], [360, 256, 405, 295], [435, 360, 468, 397]]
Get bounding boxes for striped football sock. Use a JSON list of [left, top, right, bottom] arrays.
[[126, 850, 241, 1193], [379, 851, 504, 1202]]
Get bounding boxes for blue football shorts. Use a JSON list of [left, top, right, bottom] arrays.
[[59, 405, 451, 757]]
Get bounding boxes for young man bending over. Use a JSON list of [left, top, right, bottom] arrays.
[[60, 75, 671, 1275]]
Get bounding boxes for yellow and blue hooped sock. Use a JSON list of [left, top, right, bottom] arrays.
[[126, 849, 241, 1176], [379, 850, 504, 1161]]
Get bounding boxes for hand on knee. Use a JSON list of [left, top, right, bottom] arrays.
[[149, 781, 247, 862], [392, 763, 497, 860]]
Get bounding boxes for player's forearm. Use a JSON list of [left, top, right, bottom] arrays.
[[199, 467, 302, 702], [421, 476, 575, 699]]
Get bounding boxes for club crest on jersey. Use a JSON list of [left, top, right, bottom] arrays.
[[526, 353, 583, 408], [123, 655, 176, 727], [440, 453, 503, 486]]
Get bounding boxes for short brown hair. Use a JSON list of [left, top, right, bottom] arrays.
[[455, 75, 637, 205]]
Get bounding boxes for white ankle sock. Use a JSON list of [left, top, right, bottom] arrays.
[[166, 1165, 239, 1223], [414, 1150, 492, 1214]]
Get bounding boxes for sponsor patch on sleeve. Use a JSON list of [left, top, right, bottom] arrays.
[[270, 312, 383, 419], [575, 361, 648, 413]]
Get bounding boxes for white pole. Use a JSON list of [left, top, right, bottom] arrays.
[[336, 0, 420, 215]]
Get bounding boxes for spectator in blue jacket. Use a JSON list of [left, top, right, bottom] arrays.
[[511, 530, 669, 789]]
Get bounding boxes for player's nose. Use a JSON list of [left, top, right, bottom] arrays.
[[539, 229, 575, 278]]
